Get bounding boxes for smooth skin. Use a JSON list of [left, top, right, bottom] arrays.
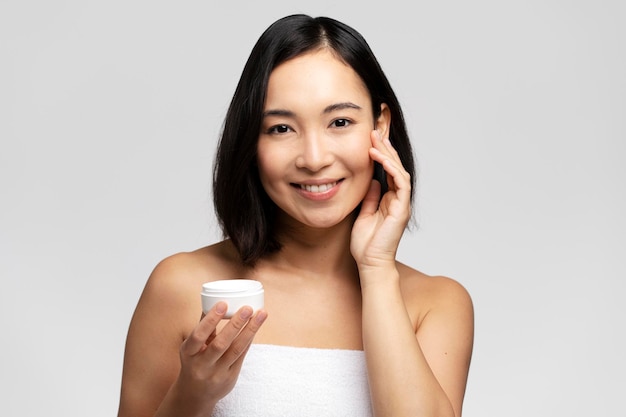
[[117, 49, 473, 417]]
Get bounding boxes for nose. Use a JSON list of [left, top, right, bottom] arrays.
[[295, 130, 334, 172]]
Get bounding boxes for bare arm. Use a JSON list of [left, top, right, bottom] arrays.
[[117, 254, 267, 417], [352, 130, 474, 416], [360, 272, 473, 417]]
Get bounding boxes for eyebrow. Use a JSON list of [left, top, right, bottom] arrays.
[[262, 102, 363, 118], [323, 102, 362, 113]]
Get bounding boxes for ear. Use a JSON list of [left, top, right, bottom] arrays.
[[375, 103, 391, 139]]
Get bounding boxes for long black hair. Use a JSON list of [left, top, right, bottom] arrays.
[[213, 14, 415, 265]]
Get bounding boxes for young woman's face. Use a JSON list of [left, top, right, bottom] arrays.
[[257, 49, 388, 229]]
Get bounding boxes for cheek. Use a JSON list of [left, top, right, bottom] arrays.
[[345, 137, 374, 172], [354, 139, 376, 192], [257, 144, 283, 189], [344, 145, 375, 197]]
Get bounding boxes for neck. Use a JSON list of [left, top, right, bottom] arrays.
[[265, 214, 358, 279]]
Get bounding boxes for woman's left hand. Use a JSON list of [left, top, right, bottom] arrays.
[[350, 130, 412, 273]]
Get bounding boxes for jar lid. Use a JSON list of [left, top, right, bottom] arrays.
[[202, 279, 263, 295]]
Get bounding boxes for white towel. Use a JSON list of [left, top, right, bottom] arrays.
[[212, 343, 373, 417]]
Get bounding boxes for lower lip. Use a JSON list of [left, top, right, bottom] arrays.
[[294, 181, 342, 201]]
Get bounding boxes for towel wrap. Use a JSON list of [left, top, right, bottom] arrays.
[[212, 343, 373, 416]]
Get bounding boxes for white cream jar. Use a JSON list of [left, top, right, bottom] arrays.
[[201, 279, 264, 319]]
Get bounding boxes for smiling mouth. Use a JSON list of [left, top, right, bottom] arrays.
[[294, 181, 339, 193]]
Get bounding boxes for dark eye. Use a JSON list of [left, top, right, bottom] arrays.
[[268, 124, 291, 134], [331, 119, 351, 128]]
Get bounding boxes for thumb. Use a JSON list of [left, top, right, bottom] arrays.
[[359, 180, 381, 217]]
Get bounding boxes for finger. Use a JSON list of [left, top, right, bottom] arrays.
[[181, 301, 227, 355], [370, 130, 388, 155], [382, 137, 402, 161], [381, 157, 411, 199], [206, 306, 254, 357], [369, 147, 408, 190], [369, 139, 400, 169], [220, 309, 268, 368], [226, 343, 253, 377], [370, 130, 408, 177], [370, 130, 399, 162]]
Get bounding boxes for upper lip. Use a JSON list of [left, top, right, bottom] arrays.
[[292, 178, 342, 186]]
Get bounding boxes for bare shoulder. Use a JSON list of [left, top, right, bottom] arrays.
[[118, 241, 244, 416], [395, 263, 474, 414], [147, 243, 232, 289], [150, 240, 241, 282], [396, 262, 474, 329], [138, 241, 244, 330]]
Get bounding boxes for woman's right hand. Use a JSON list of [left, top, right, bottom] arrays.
[[162, 302, 268, 415]]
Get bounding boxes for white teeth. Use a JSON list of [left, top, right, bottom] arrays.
[[299, 182, 337, 193]]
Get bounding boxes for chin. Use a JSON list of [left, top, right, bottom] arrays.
[[301, 212, 356, 230]]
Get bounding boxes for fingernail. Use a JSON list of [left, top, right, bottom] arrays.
[[255, 310, 268, 324], [240, 307, 252, 320], [215, 302, 227, 314]]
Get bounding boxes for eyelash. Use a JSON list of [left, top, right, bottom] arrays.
[[331, 118, 352, 128], [266, 124, 292, 134], [265, 119, 353, 135]]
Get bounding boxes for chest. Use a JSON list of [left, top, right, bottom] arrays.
[[250, 278, 364, 349]]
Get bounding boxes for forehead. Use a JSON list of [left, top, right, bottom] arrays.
[[264, 49, 371, 111]]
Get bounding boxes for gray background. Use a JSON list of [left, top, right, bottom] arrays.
[[1, 0, 624, 416]]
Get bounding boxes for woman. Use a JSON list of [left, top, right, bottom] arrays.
[[118, 14, 474, 417]]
